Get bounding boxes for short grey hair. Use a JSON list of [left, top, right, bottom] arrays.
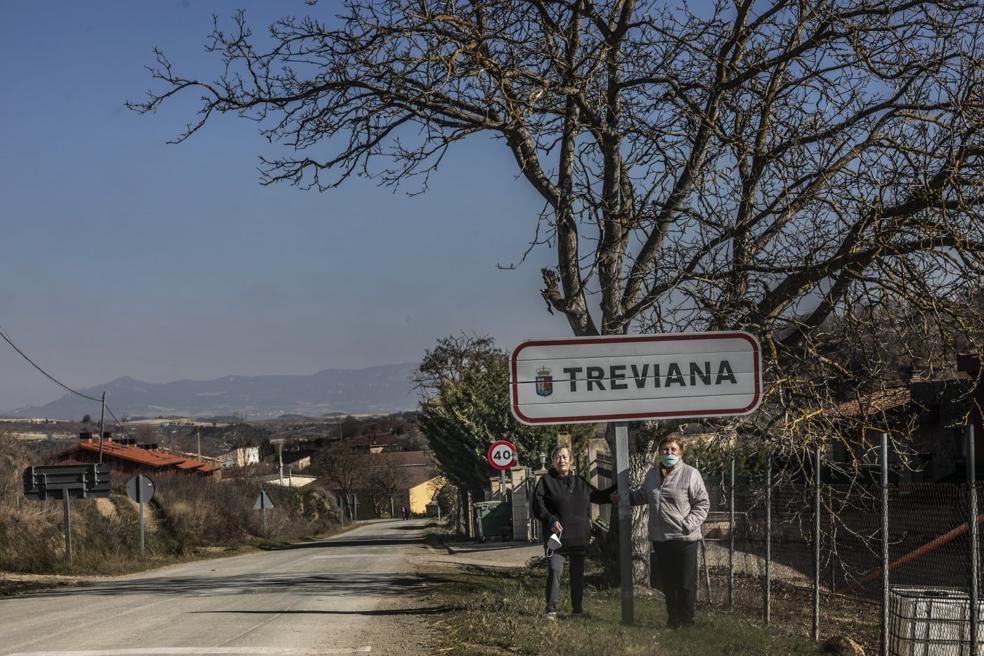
[[551, 445, 572, 460]]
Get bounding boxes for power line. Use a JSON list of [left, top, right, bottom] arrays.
[[0, 325, 102, 402], [0, 324, 129, 435]]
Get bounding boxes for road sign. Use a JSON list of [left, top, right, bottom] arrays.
[[510, 331, 762, 424], [487, 440, 517, 470], [126, 474, 155, 504], [254, 488, 274, 510], [23, 464, 112, 500], [21, 463, 111, 564], [126, 474, 154, 557]]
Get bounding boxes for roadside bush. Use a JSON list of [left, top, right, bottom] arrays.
[[0, 434, 140, 574], [153, 473, 339, 553], [0, 434, 340, 573]]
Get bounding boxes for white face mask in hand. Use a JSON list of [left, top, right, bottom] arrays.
[[546, 530, 562, 556]]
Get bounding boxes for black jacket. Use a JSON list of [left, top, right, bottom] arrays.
[[532, 469, 613, 550]]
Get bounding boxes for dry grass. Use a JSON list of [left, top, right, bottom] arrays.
[[423, 559, 826, 656], [0, 434, 341, 577]]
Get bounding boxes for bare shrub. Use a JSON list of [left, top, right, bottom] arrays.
[[0, 434, 63, 572], [0, 434, 339, 572], [153, 473, 339, 553]]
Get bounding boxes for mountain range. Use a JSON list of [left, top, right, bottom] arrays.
[[4, 364, 420, 420]]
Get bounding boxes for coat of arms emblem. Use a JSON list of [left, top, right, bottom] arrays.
[[535, 367, 553, 397]]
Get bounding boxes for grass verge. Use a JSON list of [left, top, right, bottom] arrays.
[[424, 561, 826, 656], [0, 521, 361, 597]]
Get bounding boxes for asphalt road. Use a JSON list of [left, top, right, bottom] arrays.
[[0, 519, 438, 656]]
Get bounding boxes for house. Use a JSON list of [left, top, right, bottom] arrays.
[[323, 450, 441, 519], [54, 433, 222, 478], [409, 474, 444, 515], [346, 433, 415, 453], [826, 374, 977, 483], [281, 448, 314, 471], [220, 446, 260, 469]]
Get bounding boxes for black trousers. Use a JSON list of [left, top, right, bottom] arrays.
[[651, 540, 698, 627]]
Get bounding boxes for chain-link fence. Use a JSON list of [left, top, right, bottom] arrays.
[[643, 435, 984, 656]]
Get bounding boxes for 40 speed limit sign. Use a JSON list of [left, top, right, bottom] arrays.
[[487, 440, 517, 470]]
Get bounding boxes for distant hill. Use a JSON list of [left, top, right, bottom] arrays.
[[5, 364, 420, 420]]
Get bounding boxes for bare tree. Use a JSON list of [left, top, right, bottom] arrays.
[[314, 442, 367, 521], [364, 457, 405, 517], [131, 2, 984, 463]]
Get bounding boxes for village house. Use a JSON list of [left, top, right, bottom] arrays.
[[54, 432, 222, 479], [827, 368, 979, 484]]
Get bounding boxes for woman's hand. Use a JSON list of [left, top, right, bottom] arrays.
[[552, 521, 563, 534]]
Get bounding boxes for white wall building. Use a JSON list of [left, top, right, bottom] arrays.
[[220, 446, 260, 468]]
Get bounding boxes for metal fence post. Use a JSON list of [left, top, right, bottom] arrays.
[[62, 490, 72, 565], [881, 432, 889, 656], [696, 453, 711, 603], [969, 423, 978, 656], [829, 485, 835, 591], [765, 451, 772, 625], [813, 442, 821, 642], [729, 451, 735, 611], [694, 456, 700, 603], [700, 539, 712, 603]]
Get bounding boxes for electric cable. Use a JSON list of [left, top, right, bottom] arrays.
[[0, 324, 102, 402], [0, 324, 129, 436]]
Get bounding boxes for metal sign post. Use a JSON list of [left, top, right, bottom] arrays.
[[254, 488, 275, 535], [61, 490, 72, 564], [126, 475, 155, 557], [615, 422, 634, 624]]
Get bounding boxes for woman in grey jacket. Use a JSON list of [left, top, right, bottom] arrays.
[[628, 434, 709, 628]]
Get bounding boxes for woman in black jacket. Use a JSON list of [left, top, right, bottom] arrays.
[[532, 445, 613, 619]]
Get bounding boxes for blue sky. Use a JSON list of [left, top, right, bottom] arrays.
[[0, 1, 572, 411]]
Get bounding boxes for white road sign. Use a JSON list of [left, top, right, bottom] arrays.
[[253, 489, 275, 510], [510, 331, 762, 424]]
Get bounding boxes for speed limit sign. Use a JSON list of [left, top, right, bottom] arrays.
[[487, 440, 517, 470]]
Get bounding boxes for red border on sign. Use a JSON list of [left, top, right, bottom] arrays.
[[509, 332, 761, 424], [487, 440, 517, 470]]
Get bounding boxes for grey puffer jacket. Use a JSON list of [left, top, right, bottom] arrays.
[[629, 461, 709, 542]]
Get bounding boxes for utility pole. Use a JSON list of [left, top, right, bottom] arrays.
[[197, 428, 201, 460], [278, 441, 284, 486], [98, 392, 106, 463]]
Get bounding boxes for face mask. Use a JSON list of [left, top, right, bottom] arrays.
[[660, 454, 680, 468]]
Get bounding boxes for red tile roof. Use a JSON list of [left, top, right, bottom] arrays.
[[831, 387, 912, 418], [56, 439, 218, 474]]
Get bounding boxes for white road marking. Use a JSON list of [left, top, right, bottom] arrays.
[[308, 555, 401, 561], [307, 555, 364, 559], [9, 648, 371, 655]]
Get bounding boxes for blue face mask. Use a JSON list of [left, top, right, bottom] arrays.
[[660, 454, 680, 468]]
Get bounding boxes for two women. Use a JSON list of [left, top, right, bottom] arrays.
[[531, 445, 613, 619]]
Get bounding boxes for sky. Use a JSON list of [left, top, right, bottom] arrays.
[[0, 1, 573, 411]]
